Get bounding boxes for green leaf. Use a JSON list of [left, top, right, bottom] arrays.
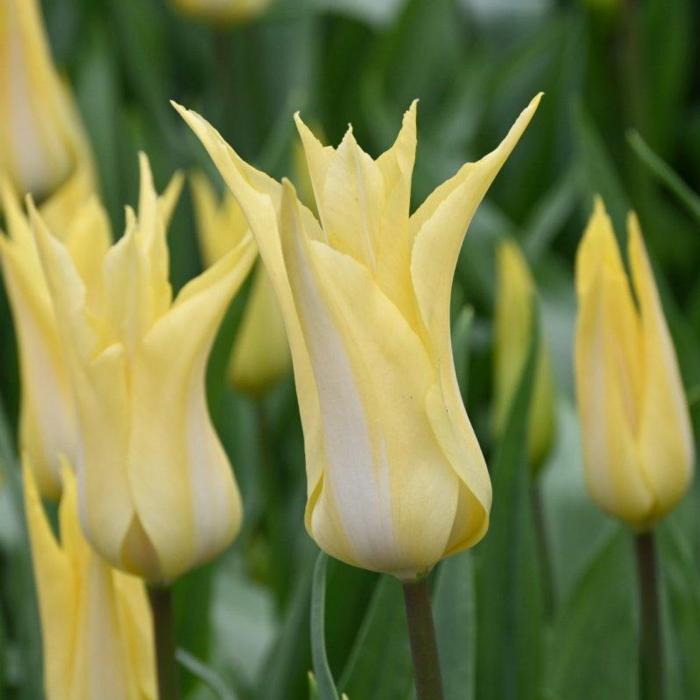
[[627, 130, 700, 224], [310, 553, 340, 700], [546, 528, 636, 700], [176, 648, 238, 700], [339, 575, 413, 700], [451, 306, 474, 403], [432, 552, 476, 700], [476, 322, 544, 700]]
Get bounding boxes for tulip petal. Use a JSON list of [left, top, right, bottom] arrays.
[[129, 239, 255, 581], [281, 182, 460, 577], [22, 457, 75, 698], [628, 214, 694, 522], [173, 102, 326, 499]]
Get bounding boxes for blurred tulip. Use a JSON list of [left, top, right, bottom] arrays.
[[170, 0, 272, 24], [493, 239, 555, 472], [191, 172, 290, 394], [575, 198, 694, 529], [0, 0, 94, 209], [0, 180, 110, 498], [175, 94, 541, 578], [24, 458, 156, 700], [31, 154, 256, 582]]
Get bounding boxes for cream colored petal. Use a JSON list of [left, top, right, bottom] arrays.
[[173, 102, 326, 500], [628, 215, 694, 523], [229, 263, 291, 394], [128, 240, 255, 581], [281, 182, 460, 578], [22, 457, 75, 700]]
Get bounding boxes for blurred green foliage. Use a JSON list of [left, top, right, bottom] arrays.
[[1, 0, 700, 698]]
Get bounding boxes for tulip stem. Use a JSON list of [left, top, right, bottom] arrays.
[[635, 532, 664, 700], [148, 585, 180, 700], [402, 578, 444, 700]]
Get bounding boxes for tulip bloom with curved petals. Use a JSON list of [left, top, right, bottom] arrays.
[[493, 239, 555, 472], [0, 0, 94, 212], [175, 95, 541, 579], [170, 0, 272, 24], [32, 154, 257, 582], [575, 199, 694, 529], [191, 172, 290, 394], [24, 458, 156, 700], [0, 169, 181, 499]]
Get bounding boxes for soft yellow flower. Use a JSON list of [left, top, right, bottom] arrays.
[[31, 154, 256, 581], [175, 95, 541, 578], [191, 172, 290, 394], [492, 239, 555, 472], [23, 457, 156, 700], [170, 0, 272, 24], [575, 198, 694, 529], [0, 180, 110, 498], [0, 0, 94, 210], [0, 160, 180, 499]]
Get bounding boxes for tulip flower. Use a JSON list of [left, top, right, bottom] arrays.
[[175, 94, 541, 578], [575, 198, 694, 529], [493, 239, 555, 472], [23, 457, 156, 700], [31, 154, 256, 582], [0, 0, 94, 215], [0, 163, 181, 499], [191, 172, 290, 394], [169, 0, 272, 24]]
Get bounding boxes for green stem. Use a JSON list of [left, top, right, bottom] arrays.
[[402, 578, 444, 700], [635, 532, 663, 700], [148, 585, 180, 700], [531, 482, 555, 619]]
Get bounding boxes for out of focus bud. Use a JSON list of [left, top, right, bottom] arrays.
[[492, 239, 555, 473], [0, 0, 93, 205], [191, 172, 291, 395], [170, 0, 273, 25], [575, 198, 694, 529]]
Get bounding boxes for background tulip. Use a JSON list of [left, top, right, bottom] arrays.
[[191, 172, 290, 395], [169, 0, 273, 25], [175, 94, 541, 579], [30, 154, 256, 582], [0, 0, 94, 207], [493, 239, 555, 472], [575, 198, 694, 529], [23, 458, 156, 700]]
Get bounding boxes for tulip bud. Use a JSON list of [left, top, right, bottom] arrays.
[[0, 0, 94, 203], [23, 458, 156, 700], [175, 94, 541, 578], [170, 0, 272, 25], [575, 198, 694, 529], [191, 172, 290, 394], [31, 154, 257, 581], [493, 240, 555, 472]]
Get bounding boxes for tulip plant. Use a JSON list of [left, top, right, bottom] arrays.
[[1, 1, 699, 700]]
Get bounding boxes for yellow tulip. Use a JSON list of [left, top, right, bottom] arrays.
[[0, 160, 181, 499], [30, 154, 257, 581], [169, 0, 272, 24], [493, 239, 555, 472], [575, 198, 694, 529], [191, 172, 290, 394], [174, 94, 541, 578], [23, 457, 156, 700], [0, 0, 94, 208]]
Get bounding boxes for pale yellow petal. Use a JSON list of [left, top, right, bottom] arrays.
[[628, 215, 694, 524]]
